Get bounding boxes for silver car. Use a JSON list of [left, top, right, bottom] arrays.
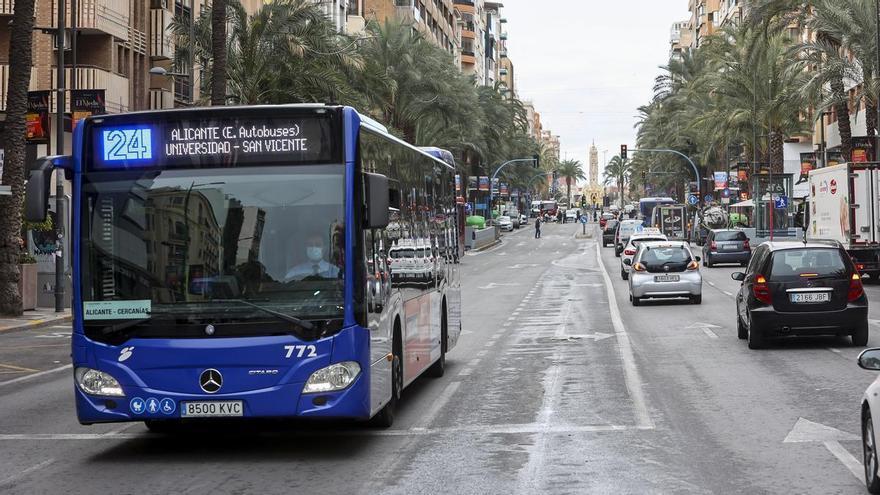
[[497, 215, 514, 232], [625, 241, 702, 305], [620, 232, 668, 280]]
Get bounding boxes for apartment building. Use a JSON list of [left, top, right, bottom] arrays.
[[483, 0, 501, 87], [352, 0, 459, 60], [454, 0, 485, 85], [670, 20, 692, 60], [318, 0, 350, 32], [688, 0, 745, 48]]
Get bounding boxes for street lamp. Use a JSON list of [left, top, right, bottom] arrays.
[[149, 66, 189, 78]]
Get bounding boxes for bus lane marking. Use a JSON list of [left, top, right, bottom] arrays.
[[596, 242, 655, 429]]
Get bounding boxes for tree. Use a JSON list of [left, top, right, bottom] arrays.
[[556, 159, 585, 206], [211, 0, 227, 104], [0, 0, 37, 315], [603, 155, 632, 205]]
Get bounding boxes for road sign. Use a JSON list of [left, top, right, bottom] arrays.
[[687, 194, 698, 206], [721, 188, 731, 198], [774, 195, 789, 209], [703, 194, 714, 203], [580, 215, 587, 224]]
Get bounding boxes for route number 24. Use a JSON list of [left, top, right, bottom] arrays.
[[284, 345, 317, 358]]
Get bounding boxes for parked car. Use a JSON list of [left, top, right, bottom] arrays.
[[599, 213, 615, 228], [732, 240, 868, 349], [504, 210, 521, 229], [620, 230, 668, 280], [565, 209, 578, 223], [625, 241, 702, 305], [702, 229, 751, 267], [520, 214, 528, 225], [614, 219, 644, 257], [497, 216, 514, 232], [601, 219, 620, 247], [858, 348, 880, 493]]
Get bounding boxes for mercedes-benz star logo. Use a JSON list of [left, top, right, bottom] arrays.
[[664, 266, 670, 272], [199, 369, 223, 394]]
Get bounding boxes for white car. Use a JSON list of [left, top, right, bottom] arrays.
[[520, 214, 528, 225], [860, 348, 880, 493], [620, 230, 667, 280], [565, 209, 578, 223], [497, 216, 514, 232]]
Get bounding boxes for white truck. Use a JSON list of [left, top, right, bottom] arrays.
[[806, 163, 880, 278]]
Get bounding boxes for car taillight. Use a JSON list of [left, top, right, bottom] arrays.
[[710, 241, 717, 250], [743, 239, 750, 249], [624, 248, 636, 255], [687, 260, 699, 270], [633, 263, 646, 272], [849, 273, 864, 301], [753, 275, 772, 304]]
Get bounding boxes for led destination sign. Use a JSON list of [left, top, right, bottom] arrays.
[[90, 113, 337, 169]]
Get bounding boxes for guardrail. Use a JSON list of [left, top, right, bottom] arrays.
[[465, 226, 497, 250]]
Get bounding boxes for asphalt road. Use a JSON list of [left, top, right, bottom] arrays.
[[1, 221, 879, 493]]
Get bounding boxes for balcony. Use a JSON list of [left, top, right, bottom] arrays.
[[53, 0, 130, 41], [461, 29, 475, 39], [52, 66, 130, 113], [0, 65, 39, 111], [150, 9, 173, 60], [0, 0, 13, 15], [461, 53, 476, 65]]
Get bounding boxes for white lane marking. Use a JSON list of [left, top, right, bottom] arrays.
[[414, 381, 461, 429], [0, 458, 54, 487], [458, 367, 472, 376], [723, 291, 734, 297], [0, 364, 71, 389], [476, 350, 488, 357], [702, 328, 719, 339], [468, 359, 480, 366], [828, 348, 843, 355], [823, 440, 864, 482], [507, 317, 516, 321], [0, 423, 649, 441], [596, 242, 655, 429], [706, 281, 717, 287]]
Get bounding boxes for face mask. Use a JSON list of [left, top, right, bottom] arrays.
[[306, 246, 324, 262]]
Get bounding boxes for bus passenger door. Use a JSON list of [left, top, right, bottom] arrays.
[[365, 230, 394, 414]]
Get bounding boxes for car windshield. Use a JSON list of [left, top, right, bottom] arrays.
[[80, 165, 345, 342], [768, 248, 847, 281], [639, 246, 692, 271], [631, 237, 666, 247], [715, 231, 746, 241]]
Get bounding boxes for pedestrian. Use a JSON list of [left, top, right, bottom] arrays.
[[534, 216, 542, 239]]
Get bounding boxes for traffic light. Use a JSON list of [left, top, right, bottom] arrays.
[[620, 144, 628, 161], [532, 154, 540, 168]]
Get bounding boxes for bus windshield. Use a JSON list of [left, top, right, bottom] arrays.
[[80, 164, 345, 342]]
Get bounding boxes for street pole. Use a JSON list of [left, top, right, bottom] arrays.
[[631, 148, 701, 206], [875, 0, 880, 162], [488, 158, 537, 221], [54, 0, 66, 312]]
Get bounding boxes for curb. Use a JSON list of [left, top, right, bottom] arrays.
[[474, 239, 502, 252], [0, 313, 73, 335]]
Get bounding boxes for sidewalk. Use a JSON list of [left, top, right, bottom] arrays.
[[0, 307, 72, 334]]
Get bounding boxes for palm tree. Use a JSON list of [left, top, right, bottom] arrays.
[[211, 0, 227, 104], [0, 0, 37, 315], [556, 160, 585, 206], [603, 155, 632, 206], [171, 0, 360, 105]]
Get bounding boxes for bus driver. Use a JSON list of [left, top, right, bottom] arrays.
[[285, 233, 341, 281]]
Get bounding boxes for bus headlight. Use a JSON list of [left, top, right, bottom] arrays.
[[75, 367, 124, 397], [303, 362, 361, 394]]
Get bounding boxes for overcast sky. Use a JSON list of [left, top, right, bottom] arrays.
[[503, 1, 689, 175]]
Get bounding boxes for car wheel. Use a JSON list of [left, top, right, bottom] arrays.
[[747, 319, 765, 349], [702, 257, 707, 267], [706, 256, 713, 268], [621, 268, 628, 281], [853, 320, 870, 347], [691, 295, 702, 305], [631, 296, 641, 306], [737, 314, 747, 340], [865, 410, 880, 494]]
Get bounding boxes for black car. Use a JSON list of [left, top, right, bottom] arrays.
[[601, 219, 619, 247], [732, 240, 869, 349], [702, 229, 751, 267]]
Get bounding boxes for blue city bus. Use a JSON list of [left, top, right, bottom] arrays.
[[24, 104, 462, 429], [638, 197, 675, 226]]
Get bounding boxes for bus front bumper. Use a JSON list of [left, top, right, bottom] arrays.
[[75, 373, 370, 424]]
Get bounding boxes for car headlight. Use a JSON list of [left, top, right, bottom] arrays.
[[303, 361, 361, 394], [75, 367, 124, 397]]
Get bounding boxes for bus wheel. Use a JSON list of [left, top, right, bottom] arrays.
[[426, 307, 447, 378]]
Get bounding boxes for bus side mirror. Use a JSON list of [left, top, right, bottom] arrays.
[[24, 157, 54, 222], [365, 172, 390, 229]]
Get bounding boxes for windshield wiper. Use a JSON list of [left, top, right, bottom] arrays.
[[210, 299, 315, 331]]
